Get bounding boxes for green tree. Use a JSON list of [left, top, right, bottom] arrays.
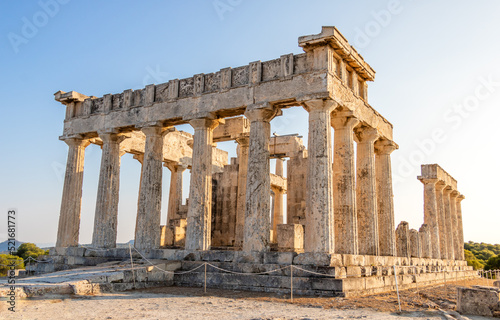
[[464, 249, 485, 270], [484, 255, 500, 271], [14, 243, 49, 261], [0, 254, 24, 276]]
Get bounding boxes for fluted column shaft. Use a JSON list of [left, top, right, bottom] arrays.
[[56, 138, 90, 247], [243, 107, 277, 252], [166, 163, 186, 225], [435, 182, 448, 259], [355, 127, 379, 256], [271, 158, 284, 244], [450, 191, 460, 260], [185, 119, 220, 251], [374, 140, 397, 256], [456, 195, 465, 260], [92, 132, 128, 248], [419, 178, 441, 259], [135, 126, 167, 250], [304, 100, 336, 253], [332, 112, 359, 254], [443, 187, 454, 260], [234, 135, 250, 248]]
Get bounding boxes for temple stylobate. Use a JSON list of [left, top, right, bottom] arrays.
[[49, 26, 473, 297]]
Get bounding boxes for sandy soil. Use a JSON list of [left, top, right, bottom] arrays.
[[0, 278, 497, 320]]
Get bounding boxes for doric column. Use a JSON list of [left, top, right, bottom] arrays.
[[185, 118, 221, 251], [450, 190, 460, 260], [271, 158, 285, 243], [374, 140, 398, 257], [243, 106, 279, 252], [303, 99, 336, 253], [92, 132, 129, 248], [56, 137, 90, 247], [418, 177, 441, 259], [396, 221, 410, 258], [166, 162, 186, 225], [443, 186, 454, 260], [234, 134, 250, 248], [419, 224, 431, 258], [355, 126, 379, 256], [331, 111, 359, 254], [435, 182, 448, 259], [456, 194, 465, 260], [135, 125, 169, 250]]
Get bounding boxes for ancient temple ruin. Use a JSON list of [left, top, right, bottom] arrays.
[[46, 27, 475, 296]]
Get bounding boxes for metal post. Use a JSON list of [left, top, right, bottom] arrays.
[[128, 244, 136, 288], [393, 265, 401, 312]]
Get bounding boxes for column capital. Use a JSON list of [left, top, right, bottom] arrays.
[[140, 125, 173, 137], [457, 194, 465, 202], [164, 161, 188, 172], [303, 99, 338, 113], [435, 181, 447, 191], [450, 190, 459, 198], [133, 153, 144, 164], [97, 131, 131, 144], [374, 139, 398, 155], [354, 126, 379, 144], [331, 111, 359, 130], [417, 177, 439, 185], [189, 118, 223, 131], [244, 105, 280, 123], [443, 186, 453, 195], [235, 133, 250, 147], [62, 137, 91, 148]]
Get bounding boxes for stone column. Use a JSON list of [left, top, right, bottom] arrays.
[[135, 125, 168, 250], [443, 187, 454, 260], [410, 229, 421, 258], [419, 224, 431, 259], [435, 182, 448, 259], [185, 118, 221, 251], [243, 106, 278, 252], [355, 127, 379, 256], [56, 137, 90, 247], [271, 158, 284, 243], [450, 190, 460, 260], [418, 178, 441, 259], [166, 163, 186, 225], [92, 132, 128, 248], [331, 111, 359, 254], [396, 221, 410, 258], [234, 134, 250, 248], [374, 140, 398, 257], [303, 99, 336, 253], [456, 194, 465, 260]]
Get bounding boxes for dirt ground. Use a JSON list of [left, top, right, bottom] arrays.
[[1, 278, 498, 319]]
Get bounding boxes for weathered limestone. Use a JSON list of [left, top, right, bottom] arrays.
[[355, 126, 379, 256], [166, 163, 186, 225], [443, 187, 454, 260], [332, 111, 359, 255], [135, 125, 169, 250], [243, 106, 279, 252], [277, 224, 304, 252], [234, 135, 249, 248], [418, 177, 441, 259], [419, 224, 431, 259], [457, 286, 500, 317], [450, 190, 460, 261], [92, 132, 129, 248], [56, 138, 90, 247], [409, 229, 421, 258], [185, 118, 221, 251], [374, 140, 397, 257], [304, 99, 336, 253], [456, 194, 465, 260], [286, 149, 307, 225], [396, 221, 410, 259], [435, 182, 448, 259], [271, 159, 285, 243]]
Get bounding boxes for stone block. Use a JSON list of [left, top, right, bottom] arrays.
[[343, 254, 365, 266], [173, 227, 186, 246], [49, 247, 66, 256], [200, 250, 235, 262], [293, 252, 331, 266], [493, 281, 500, 288], [66, 247, 86, 257], [235, 251, 264, 264], [164, 227, 174, 246], [346, 266, 362, 278], [263, 252, 295, 265], [277, 224, 304, 252], [457, 287, 500, 317], [365, 276, 385, 289]]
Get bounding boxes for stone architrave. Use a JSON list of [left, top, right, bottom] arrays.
[[303, 99, 336, 253], [242, 106, 279, 252], [435, 181, 448, 259], [396, 221, 410, 258], [56, 137, 90, 247], [374, 140, 397, 257], [166, 163, 186, 225], [419, 224, 431, 259], [92, 132, 129, 248], [418, 178, 441, 259], [135, 125, 169, 250], [450, 190, 460, 260], [355, 126, 379, 256], [331, 111, 359, 255], [443, 187, 454, 260], [456, 194, 465, 260], [185, 118, 221, 251], [234, 134, 250, 248]]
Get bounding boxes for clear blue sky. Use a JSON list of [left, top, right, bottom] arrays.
[[1, 0, 499, 246]]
